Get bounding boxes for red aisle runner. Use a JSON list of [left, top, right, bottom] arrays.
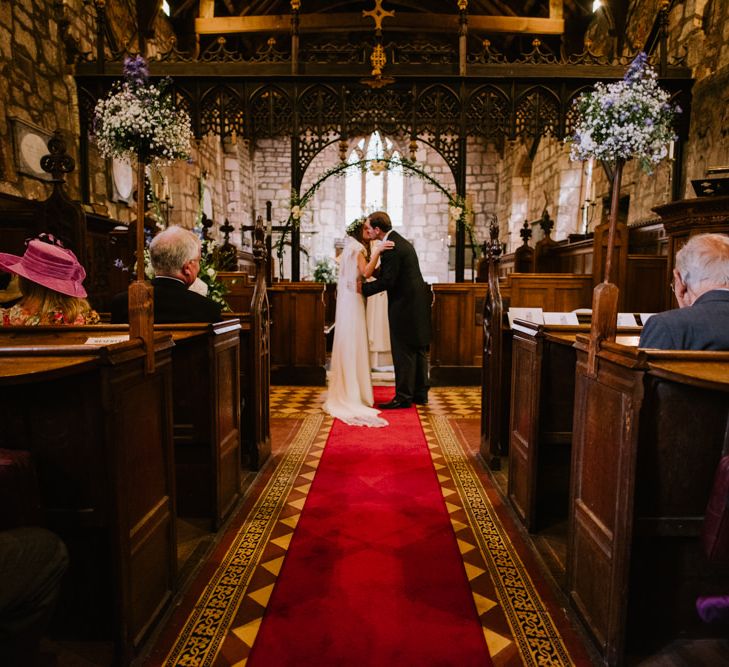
[[248, 387, 492, 666]]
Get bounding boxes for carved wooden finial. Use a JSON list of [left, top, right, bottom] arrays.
[[253, 215, 267, 264], [200, 213, 214, 240], [519, 220, 532, 246], [40, 130, 75, 182], [220, 218, 235, 242], [362, 0, 395, 31], [539, 210, 554, 238], [487, 215, 502, 260]]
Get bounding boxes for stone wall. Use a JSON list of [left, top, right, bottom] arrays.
[[0, 0, 86, 199], [668, 0, 729, 192]]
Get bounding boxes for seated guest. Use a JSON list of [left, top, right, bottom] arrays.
[[639, 233, 729, 350], [0, 527, 69, 667], [0, 237, 99, 325], [111, 225, 222, 324]]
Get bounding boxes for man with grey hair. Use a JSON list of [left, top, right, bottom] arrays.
[[111, 225, 222, 323], [639, 232, 729, 349]]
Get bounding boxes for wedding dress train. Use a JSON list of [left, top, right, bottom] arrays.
[[323, 237, 388, 427]]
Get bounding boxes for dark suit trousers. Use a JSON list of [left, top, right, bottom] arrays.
[[390, 334, 429, 402]]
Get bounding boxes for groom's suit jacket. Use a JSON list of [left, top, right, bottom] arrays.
[[361, 230, 431, 347]]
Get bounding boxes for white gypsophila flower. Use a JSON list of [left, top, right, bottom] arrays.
[[565, 52, 679, 174], [92, 58, 192, 165]]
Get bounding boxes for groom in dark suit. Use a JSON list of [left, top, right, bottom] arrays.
[[361, 211, 431, 409]]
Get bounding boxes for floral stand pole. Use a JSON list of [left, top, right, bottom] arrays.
[[586, 158, 623, 376], [129, 158, 155, 374], [566, 52, 679, 376], [93, 55, 193, 374]]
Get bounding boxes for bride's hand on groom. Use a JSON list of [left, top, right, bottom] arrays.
[[374, 240, 395, 256]]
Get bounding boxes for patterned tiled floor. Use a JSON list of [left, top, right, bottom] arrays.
[[269, 384, 483, 418]]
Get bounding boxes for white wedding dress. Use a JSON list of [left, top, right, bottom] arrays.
[[323, 237, 388, 427]]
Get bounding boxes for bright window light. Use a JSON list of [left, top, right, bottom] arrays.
[[592, 0, 603, 11], [162, 1, 170, 16]]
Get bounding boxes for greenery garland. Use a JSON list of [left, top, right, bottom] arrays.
[[275, 157, 476, 261]]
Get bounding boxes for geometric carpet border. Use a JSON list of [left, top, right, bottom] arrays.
[[424, 412, 574, 667], [163, 413, 325, 666]]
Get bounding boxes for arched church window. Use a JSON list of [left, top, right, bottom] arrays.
[[345, 132, 404, 227]]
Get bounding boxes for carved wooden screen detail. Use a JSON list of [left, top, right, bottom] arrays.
[[296, 84, 341, 177], [200, 86, 245, 140], [414, 84, 461, 175], [466, 85, 510, 147], [514, 87, 561, 140], [249, 86, 293, 139]]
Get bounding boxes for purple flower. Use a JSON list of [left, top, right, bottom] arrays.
[[624, 52, 648, 83], [123, 55, 149, 87]]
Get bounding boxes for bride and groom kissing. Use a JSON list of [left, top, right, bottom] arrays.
[[324, 211, 431, 427]]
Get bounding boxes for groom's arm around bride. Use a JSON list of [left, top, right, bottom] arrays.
[[361, 211, 431, 409]]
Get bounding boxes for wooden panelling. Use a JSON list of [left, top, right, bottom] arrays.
[[0, 333, 176, 665], [624, 255, 667, 313], [430, 283, 486, 385], [219, 271, 255, 313], [568, 341, 729, 665], [268, 282, 326, 385], [503, 273, 593, 311], [156, 321, 242, 529], [0, 193, 120, 312], [653, 195, 729, 309]]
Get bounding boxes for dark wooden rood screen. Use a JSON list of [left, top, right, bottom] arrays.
[[73, 2, 692, 281]]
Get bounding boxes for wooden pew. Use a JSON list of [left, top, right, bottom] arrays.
[[268, 281, 326, 385], [0, 331, 176, 665], [481, 270, 593, 468], [429, 283, 483, 385], [568, 340, 729, 664], [235, 311, 271, 470], [218, 271, 255, 314], [499, 218, 668, 313], [4, 321, 245, 527], [155, 321, 242, 528], [507, 323, 640, 564], [220, 223, 272, 470]]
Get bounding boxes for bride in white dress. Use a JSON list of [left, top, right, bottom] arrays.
[[324, 218, 393, 427]]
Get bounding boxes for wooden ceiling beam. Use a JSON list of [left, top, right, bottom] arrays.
[[195, 13, 565, 35]]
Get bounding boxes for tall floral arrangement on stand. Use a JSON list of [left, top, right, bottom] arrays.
[[93, 55, 193, 370], [567, 52, 679, 175], [93, 55, 192, 164], [565, 52, 679, 356]]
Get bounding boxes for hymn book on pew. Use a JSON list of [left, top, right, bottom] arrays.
[[84, 335, 130, 345]]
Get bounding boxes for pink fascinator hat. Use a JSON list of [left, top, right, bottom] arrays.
[[0, 239, 88, 298]]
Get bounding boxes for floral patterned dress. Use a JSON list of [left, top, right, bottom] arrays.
[[0, 304, 101, 326]]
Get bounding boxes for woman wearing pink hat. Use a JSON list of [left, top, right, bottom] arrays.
[[0, 237, 99, 326]]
